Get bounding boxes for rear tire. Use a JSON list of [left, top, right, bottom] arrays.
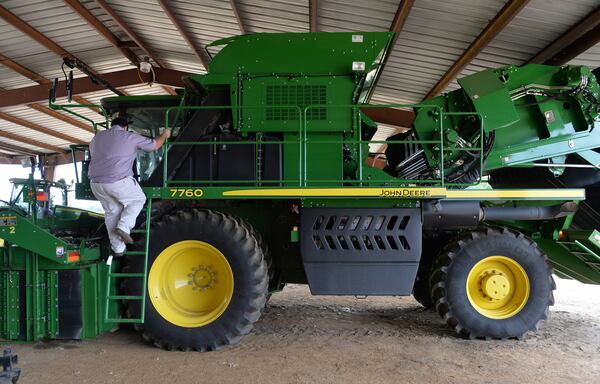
[[430, 227, 555, 339], [123, 209, 268, 351]]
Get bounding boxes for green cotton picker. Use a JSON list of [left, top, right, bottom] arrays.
[[0, 32, 599, 350]]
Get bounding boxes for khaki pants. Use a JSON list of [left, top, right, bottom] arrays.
[[90, 176, 146, 253]]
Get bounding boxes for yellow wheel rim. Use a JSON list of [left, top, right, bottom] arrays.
[[148, 240, 234, 327], [466, 256, 530, 319]]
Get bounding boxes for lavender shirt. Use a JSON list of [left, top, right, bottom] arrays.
[[88, 125, 156, 183]]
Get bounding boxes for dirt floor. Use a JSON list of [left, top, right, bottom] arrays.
[[7, 277, 600, 384]]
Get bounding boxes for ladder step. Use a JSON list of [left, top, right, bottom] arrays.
[[108, 273, 145, 278], [104, 199, 152, 325], [108, 295, 144, 300]]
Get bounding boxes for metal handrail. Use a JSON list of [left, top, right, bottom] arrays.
[[163, 105, 303, 188], [160, 103, 485, 189]]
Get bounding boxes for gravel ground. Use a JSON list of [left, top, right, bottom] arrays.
[[7, 277, 600, 384]]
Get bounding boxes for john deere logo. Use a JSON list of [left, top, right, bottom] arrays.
[[379, 189, 432, 197]]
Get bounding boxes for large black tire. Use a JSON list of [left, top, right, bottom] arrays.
[[430, 227, 555, 339], [232, 216, 280, 297], [412, 233, 454, 309], [412, 259, 434, 308], [123, 209, 269, 351]]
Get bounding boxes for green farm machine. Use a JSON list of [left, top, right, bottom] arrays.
[[1, 32, 599, 349]]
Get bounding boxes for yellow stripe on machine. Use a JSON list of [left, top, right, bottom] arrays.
[[222, 187, 586, 200], [223, 187, 447, 198], [445, 189, 586, 200]]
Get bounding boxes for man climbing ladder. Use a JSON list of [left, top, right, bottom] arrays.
[[88, 116, 171, 256]]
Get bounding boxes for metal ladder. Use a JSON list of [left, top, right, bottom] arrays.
[[557, 237, 600, 273], [104, 198, 152, 323]]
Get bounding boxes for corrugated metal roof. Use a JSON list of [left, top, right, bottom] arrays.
[[89, 0, 206, 73], [0, 64, 36, 90], [0, 0, 598, 156], [164, 0, 243, 58], [370, 0, 508, 104], [319, 0, 400, 32], [1, 105, 94, 140], [236, 0, 309, 33], [0, 137, 50, 153], [450, 0, 600, 92], [0, 0, 133, 82], [121, 82, 172, 96], [570, 42, 600, 67]]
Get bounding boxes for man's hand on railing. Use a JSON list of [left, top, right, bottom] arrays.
[[154, 129, 172, 151]]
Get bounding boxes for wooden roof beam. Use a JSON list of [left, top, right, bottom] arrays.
[[0, 147, 18, 157], [389, 0, 414, 45], [158, 0, 211, 70], [528, 6, 600, 65], [0, 4, 102, 79], [0, 48, 99, 131], [27, 103, 94, 134], [0, 52, 51, 85], [64, 0, 139, 66], [423, 0, 530, 100], [0, 129, 65, 153], [366, 0, 414, 103], [72, 96, 102, 115], [94, 0, 166, 68], [309, 0, 318, 32], [0, 156, 23, 165], [229, 0, 246, 34], [161, 86, 178, 95], [117, 88, 131, 96], [0, 49, 102, 122], [0, 67, 188, 108], [0, 4, 69, 57], [0, 141, 38, 156], [0, 49, 101, 119], [0, 111, 87, 145]]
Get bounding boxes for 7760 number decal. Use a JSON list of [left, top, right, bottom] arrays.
[[169, 188, 204, 198]]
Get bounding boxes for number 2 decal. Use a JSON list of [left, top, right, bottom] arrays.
[[9, 226, 15, 234]]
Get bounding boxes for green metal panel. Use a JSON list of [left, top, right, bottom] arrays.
[[538, 237, 600, 285], [241, 77, 356, 133], [303, 133, 344, 185], [413, 64, 600, 174], [458, 68, 520, 131], [206, 32, 393, 76], [0, 211, 73, 263], [81, 266, 98, 339], [0, 271, 20, 339], [46, 271, 58, 338]]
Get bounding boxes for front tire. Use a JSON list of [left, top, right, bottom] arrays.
[[430, 227, 555, 339], [123, 209, 269, 351]]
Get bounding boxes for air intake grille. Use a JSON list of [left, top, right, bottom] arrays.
[[265, 85, 326, 121], [301, 208, 422, 263]]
